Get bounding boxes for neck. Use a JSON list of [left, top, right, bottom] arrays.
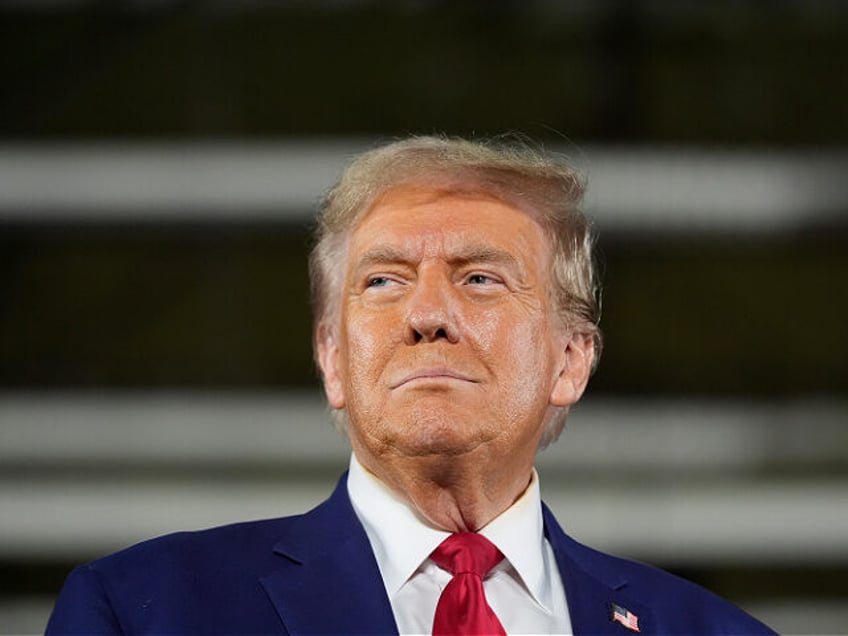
[[353, 447, 535, 532]]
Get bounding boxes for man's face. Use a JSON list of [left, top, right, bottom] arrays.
[[317, 185, 591, 473]]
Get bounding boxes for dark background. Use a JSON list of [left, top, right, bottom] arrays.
[[1, 2, 846, 634]]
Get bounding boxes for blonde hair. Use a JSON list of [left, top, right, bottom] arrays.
[[309, 135, 602, 447]]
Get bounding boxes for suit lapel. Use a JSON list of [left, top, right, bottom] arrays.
[[261, 477, 656, 635], [260, 474, 399, 635], [543, 504, 654, 636]]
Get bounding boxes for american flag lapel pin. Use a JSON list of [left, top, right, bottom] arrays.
[[610, 602, 640, 632]]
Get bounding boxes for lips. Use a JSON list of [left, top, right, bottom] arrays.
[[389, 367, 479, 389]]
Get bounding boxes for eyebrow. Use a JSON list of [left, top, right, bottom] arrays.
[[354, 244, 522, 271]]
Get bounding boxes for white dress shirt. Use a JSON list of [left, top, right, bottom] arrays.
[[347, 454, 573, 636]]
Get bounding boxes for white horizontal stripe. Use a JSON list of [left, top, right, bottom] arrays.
[[0, 142, 845, 231], [1, 393, 844, 470], [542, 481, 848, 564], [1, 478, 846, 563], [2, 393, 845, 563]]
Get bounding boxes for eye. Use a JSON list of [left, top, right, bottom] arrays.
[[367, 276, 391, 288], [465, 273, 499, 285]]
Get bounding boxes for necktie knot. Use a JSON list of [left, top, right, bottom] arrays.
[[430, 533, 504, 578], [430, 533, 507, 635]]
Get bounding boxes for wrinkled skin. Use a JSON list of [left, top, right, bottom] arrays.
[[317, 185, 594, 531]]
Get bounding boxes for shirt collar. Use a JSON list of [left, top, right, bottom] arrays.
[[346, 452, 553, 611]]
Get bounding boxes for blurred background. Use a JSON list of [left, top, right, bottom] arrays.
[[1, 1, 847, 634]]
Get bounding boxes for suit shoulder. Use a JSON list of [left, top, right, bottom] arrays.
[[49, 481, 355, 634], [588, 544, 774, 633], [545, 517, 777, 634], [49, 515, 311, 635], [87, 514, 300, 579]]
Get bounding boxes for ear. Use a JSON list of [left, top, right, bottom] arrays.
[[550, 332, 595, 408], [316, 322, 346, 409]]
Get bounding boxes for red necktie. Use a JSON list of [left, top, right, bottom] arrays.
[[430, 533, 507, 636]]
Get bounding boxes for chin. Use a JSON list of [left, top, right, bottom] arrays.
[[383, 410, 492, 458]]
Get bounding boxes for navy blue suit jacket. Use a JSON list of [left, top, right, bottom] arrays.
[[47, 474, 776, 635]]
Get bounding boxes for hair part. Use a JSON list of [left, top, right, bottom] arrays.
[[309, 134, 602, 448]]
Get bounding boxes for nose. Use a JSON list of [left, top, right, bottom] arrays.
[[404, 269, 460, 345]]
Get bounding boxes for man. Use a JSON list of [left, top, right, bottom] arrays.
[[47, 136, 776, 635]]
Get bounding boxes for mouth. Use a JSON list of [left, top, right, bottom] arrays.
[[390, 367, 479, 389]]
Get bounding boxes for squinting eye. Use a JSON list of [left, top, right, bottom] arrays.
[[466, 274, 495, 285], [367, 276, 391, 288]]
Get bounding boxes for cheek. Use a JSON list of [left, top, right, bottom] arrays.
[[342, 311, 398, 387], [483, 312, 558, 412], [474, 305, 552, 369], [467, 307, 500, 352]]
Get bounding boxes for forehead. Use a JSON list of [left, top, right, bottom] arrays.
[[348, 185, 550, 260]]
